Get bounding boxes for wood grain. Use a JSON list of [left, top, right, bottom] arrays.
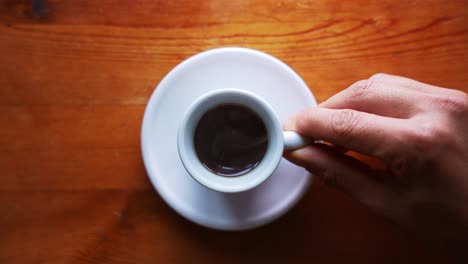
[[1, 0, 467, 263]]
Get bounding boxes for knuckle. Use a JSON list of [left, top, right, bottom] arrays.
[[320, 167, 340, 188], [431, 92, 468, 114], [385, 153, 417, 193], [400, 121, 450, 156], [330, 109, 361, 139], [369, 73, 389, 82], [295, 109, 315, 132], [347, 73, 391, 101], [386, 153, 409, 178], [347, 80, 373, 101]]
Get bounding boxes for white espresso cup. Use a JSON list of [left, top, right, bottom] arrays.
[[178, 89, 310, 193]]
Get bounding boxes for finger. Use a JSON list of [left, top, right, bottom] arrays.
[[320, 78, 421, 118], [284, 143, 394, 212], [367, 73, 460, 96], [284, 107, 406, 158], [368, 74, 468, 113]]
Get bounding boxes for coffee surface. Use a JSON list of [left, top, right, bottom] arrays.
[[194, 104, 268, 177]]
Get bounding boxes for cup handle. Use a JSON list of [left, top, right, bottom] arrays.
[[283, 131, 312, 150]]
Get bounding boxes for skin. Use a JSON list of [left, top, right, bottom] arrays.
[[283, 73, 468, 255]]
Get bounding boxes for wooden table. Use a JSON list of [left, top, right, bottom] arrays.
[[1, 0, 467, 263]]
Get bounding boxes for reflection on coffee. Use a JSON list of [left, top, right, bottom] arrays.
[[194, 104, 268, 177]]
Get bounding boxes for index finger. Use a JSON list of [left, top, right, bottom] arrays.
[[284, 107, 407, 158]]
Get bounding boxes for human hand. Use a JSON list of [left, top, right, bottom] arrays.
[[284, 74, 468, 252]]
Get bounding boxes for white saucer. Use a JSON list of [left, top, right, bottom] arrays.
[[141, 47, 317, 231]]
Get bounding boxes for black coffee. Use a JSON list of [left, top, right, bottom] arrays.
[[194, 104, 268, 177]]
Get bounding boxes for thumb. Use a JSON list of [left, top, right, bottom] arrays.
[[285, 143, 395, 213]]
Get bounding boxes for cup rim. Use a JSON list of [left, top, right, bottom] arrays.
[[177, 89, 284, 193]]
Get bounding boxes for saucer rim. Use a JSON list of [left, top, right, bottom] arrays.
[[141, 47, 317, 231]]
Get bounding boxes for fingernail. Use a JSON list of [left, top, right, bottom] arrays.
[[288, 148, 315, 168], [290, 147, 309, 158], [282, 116, 296, 130]]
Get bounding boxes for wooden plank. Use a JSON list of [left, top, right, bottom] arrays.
[[0, 105, 142, 150], [0, 187, 449, 264], [0, 148, 150, 190], [0, 0, 467, 263], [0, 105, 149, 190], [0, 3, 466, 105], [0, 0, 466, 25]]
